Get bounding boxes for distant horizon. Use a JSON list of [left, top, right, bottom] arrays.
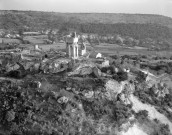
[[1, 9, 172, 19], [0, 0, 172, 18]]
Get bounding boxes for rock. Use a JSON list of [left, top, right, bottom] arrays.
[[23, 62, 35, 70], [66, 87, 72, 91], [101, 58, 109, 68], [84, 91, 94, 98], [41, 58, 71, 74], [92, 67, 102, 78], [104, 91, 112, 100], [5, 63, 20, 72], [6, 110, 15, 122], [37, 81, 42, 88], [68, 62, 96, 76], [78, 103, 82, 109], [58, 96, 69, 104], [33, 63, 41, 71], [105, 80, 123, 99]]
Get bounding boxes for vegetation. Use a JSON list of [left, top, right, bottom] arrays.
[[134, 81, 172, 122], [1, 11, 172, 46], [1, 10, 172, 135], [135, 111, 171, 135], [1, 10, 172, 27], [0, 76, 133, 135]]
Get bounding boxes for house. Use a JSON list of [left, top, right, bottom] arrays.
[[5, 34, 11, 38], [96, 53, 102, 58]]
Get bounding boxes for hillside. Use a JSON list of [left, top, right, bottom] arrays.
[[1, 10, 172, 28], [60, 13, 172, 28], [1, 10, 172, 47]]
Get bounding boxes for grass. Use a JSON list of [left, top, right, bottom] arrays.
[[18, 39, 172, 57], [39, 43, 66, 51], [24, 36, 45, 44], [0, 38, 21, 44], [95, 43, 172, 57]]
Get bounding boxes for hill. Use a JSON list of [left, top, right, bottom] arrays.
[[1, 10, 172, 47], [59, 13, 172, 28], [1, 10, 172, 28]]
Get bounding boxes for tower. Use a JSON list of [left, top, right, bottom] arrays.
[[66, 32, 79, 59]]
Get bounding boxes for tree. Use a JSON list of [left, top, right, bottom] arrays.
[[124, 37, 134, 46], [48, 30, 56, 44], [115, 36, 123, 45], [18, 27, 24, 36]]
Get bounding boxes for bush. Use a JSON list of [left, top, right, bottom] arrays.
[[135, 110, 148, 120], [151, 124, 171, 135], [112, 71, 128, 82]]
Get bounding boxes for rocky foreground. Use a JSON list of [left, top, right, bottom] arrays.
[[0, 48, 172, 135]]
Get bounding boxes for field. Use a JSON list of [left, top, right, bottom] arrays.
[[1, 34, 170, 58], [38, 43, 172, 57], [23, 35, 47, 44], [18, 42, 172, 58], [39, 43, 66, 51], [95, 43, 172, 57], [0, 38, 21, 44]]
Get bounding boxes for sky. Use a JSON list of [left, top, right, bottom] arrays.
[[0, 0, 172, 18]]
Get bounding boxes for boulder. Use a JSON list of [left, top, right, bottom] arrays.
[[105, 79, 123, 99]]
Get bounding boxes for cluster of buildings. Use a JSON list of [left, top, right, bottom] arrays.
[[0, 30, 20, 39]]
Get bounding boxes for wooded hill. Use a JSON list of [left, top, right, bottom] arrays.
[[0, 10, 172, 41], [1, 10, 172, 28]]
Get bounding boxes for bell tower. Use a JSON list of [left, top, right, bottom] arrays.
[[66, 32, 79, 59]]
